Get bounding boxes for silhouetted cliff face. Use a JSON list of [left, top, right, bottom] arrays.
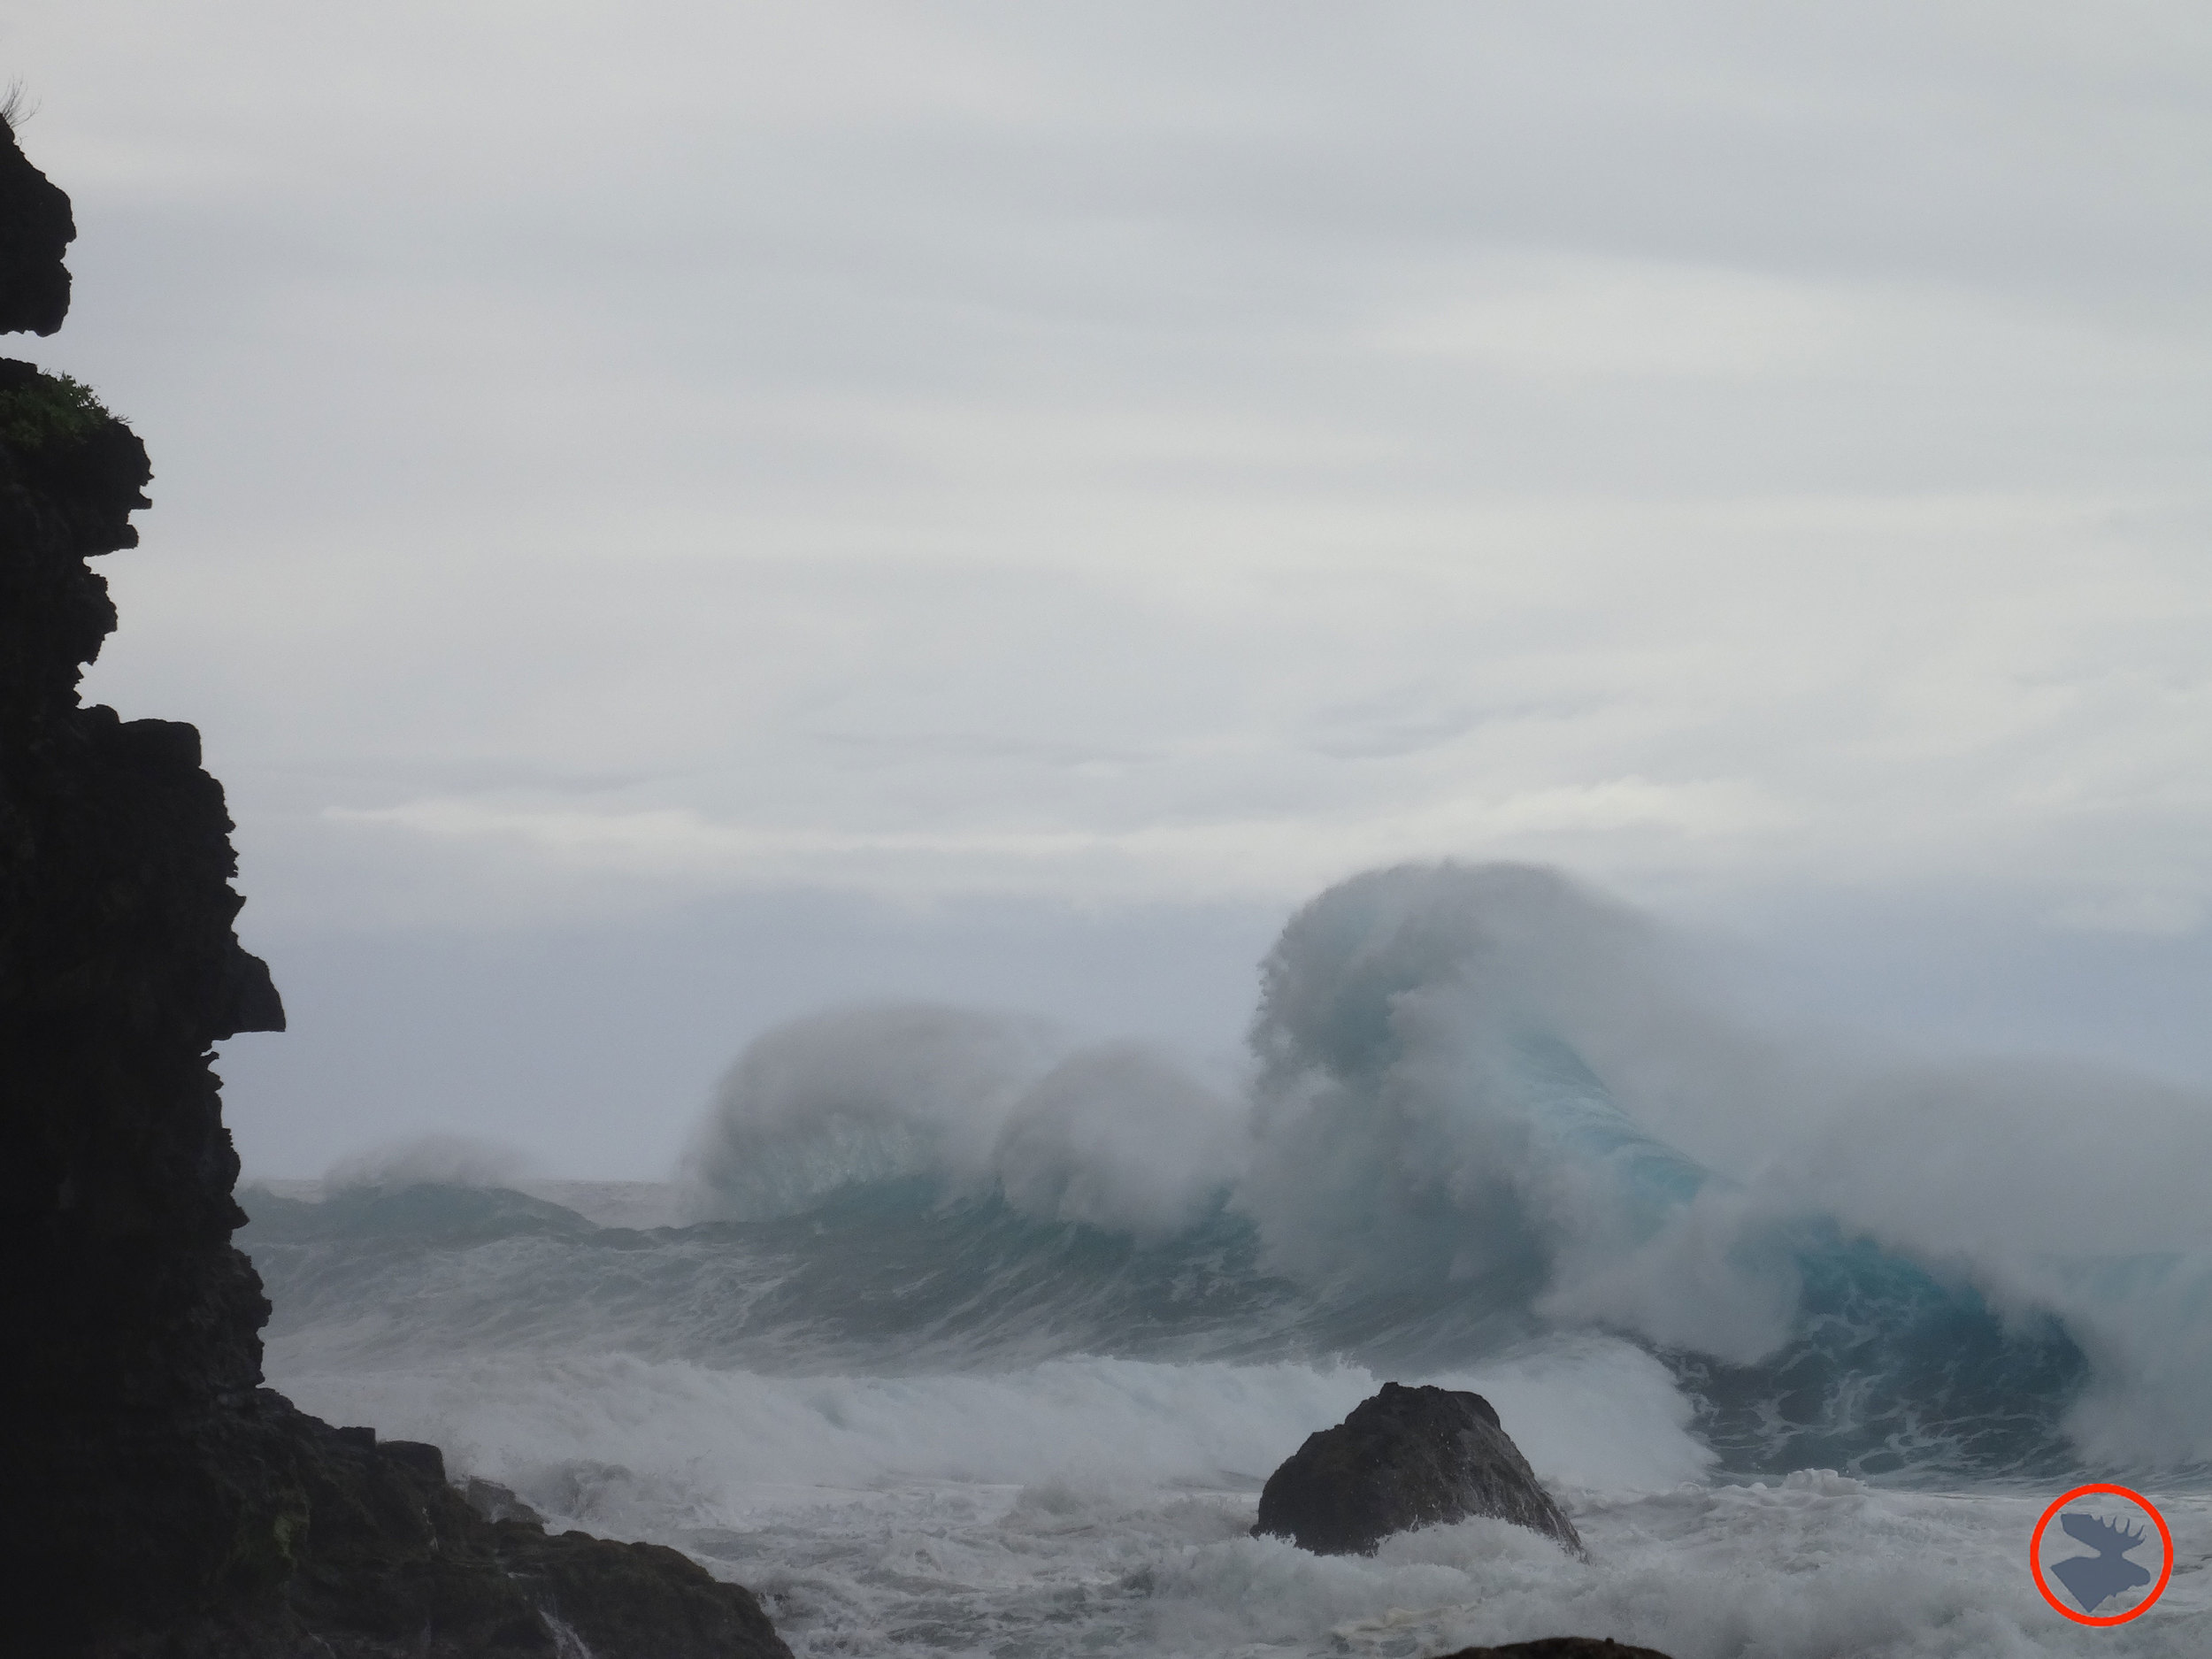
[[0, 107, 287, 1646], [0, 118, 71, 334], [0, 117, 788, 1657]]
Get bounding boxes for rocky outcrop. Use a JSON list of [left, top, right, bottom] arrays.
[[0, 112, 788, 1657], [0, 110, 71, 334], [1254, 1382, 1583, 1558], [83, 1398, 790, 1659], [1435, 1642, 1675, 1659]]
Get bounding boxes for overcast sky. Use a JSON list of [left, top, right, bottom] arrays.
[[12, 3, 2212, 1176]]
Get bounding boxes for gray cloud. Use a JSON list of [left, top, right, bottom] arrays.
[[11, 2, 2212, 1169]]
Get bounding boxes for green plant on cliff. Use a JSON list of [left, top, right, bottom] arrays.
[[0, 371, 114, 450]]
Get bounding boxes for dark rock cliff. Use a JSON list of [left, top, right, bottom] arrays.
[[0, 111, 70, 334], [0, 116, 789, 1658]]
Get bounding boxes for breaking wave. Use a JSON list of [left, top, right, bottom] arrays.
[[251, 862, 2212, 1482]]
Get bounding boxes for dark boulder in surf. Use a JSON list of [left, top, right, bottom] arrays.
[[1436, 1641, 1676, 1658], [1254, 1382, 1583, 1557]]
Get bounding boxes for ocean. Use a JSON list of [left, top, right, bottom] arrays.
[[239, 864, 2212, 1655]]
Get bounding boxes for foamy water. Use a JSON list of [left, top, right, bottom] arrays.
[[265, 1333, 2212, 1657], [245, 1177, 2212, 1658]]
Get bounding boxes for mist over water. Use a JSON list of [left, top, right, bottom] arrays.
[[245, 862, 2212, 1655]]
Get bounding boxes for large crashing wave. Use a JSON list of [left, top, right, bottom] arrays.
[[669, 862, 2212, 1476], [266, 861, 2212, 1480], [680, 1004, 1248, 1241]]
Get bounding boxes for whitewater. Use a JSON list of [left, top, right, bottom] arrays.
[[242, 864, 2212, 1656]]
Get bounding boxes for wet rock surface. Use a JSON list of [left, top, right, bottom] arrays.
[[1255, 1381, 1584, 1558], [0, 111, 788, 1658]]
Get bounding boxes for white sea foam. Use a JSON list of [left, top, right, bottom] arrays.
[[268, 1342, 2210, 1658], [268, 1333, 1705, 1506], [1153, 1481, 2212, 1659]]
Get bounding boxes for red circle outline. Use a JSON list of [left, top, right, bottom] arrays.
[[2030, 1484, 2172, 1625]]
